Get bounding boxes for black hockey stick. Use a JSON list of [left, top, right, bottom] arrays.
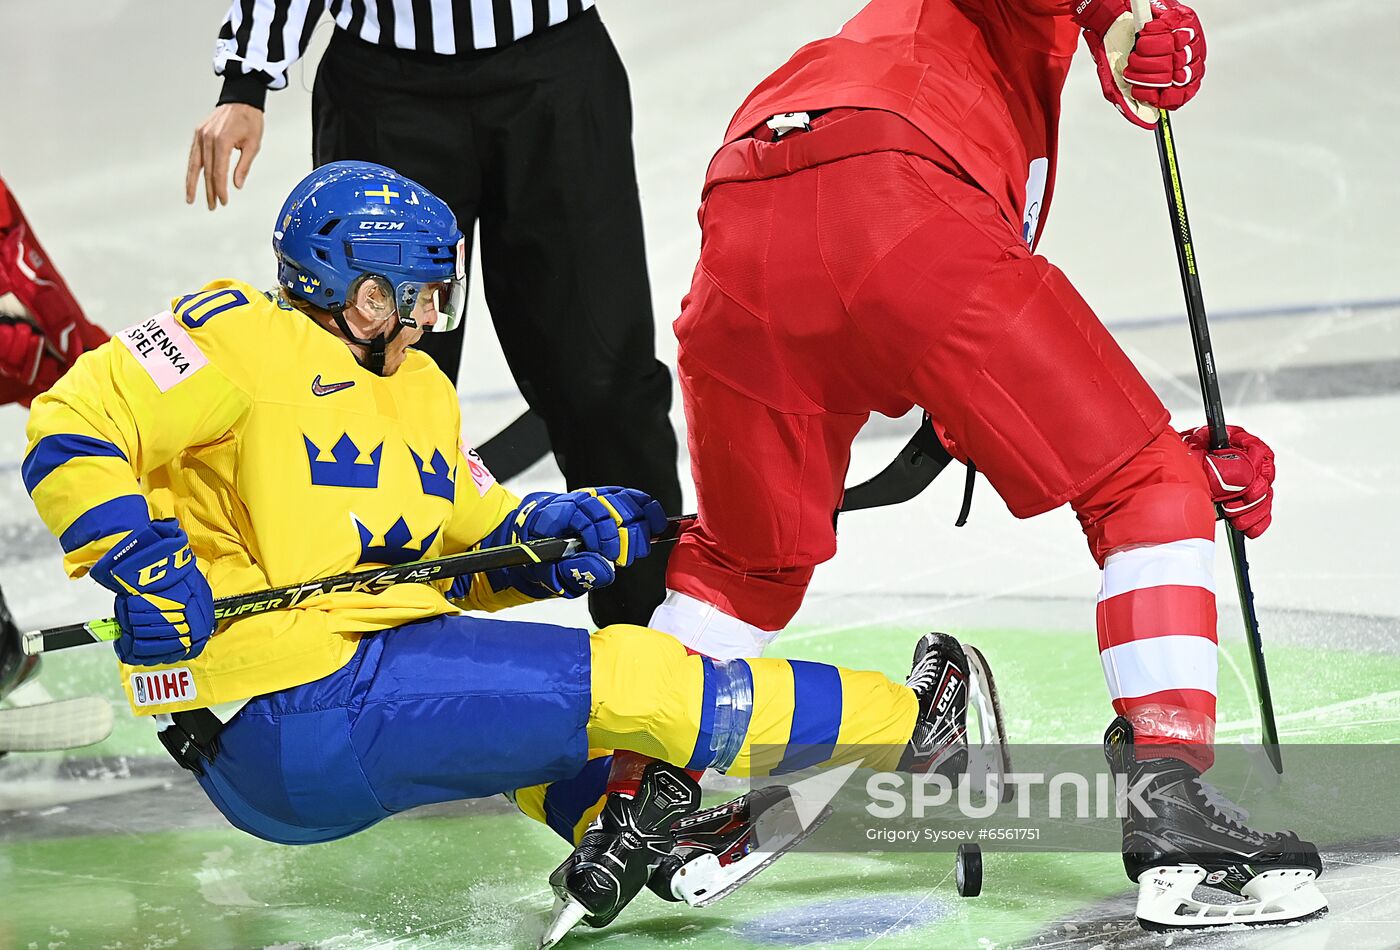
[[1132, 0, 1282, 773], [841, 413, 953, 512], [476, 408, 956, 508], [23, 414, 954, 658], [27, 394, 962, 658], [475, 409, 551, 482], [22, 518, 695, 657]]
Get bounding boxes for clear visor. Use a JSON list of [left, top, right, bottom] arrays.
[[394, 237, 468, 334], [395, 277, 467, 334]]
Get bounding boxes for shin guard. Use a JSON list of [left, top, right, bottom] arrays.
[[1075, 431, 1219, 771]]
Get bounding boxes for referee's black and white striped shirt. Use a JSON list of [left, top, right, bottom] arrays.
[[214, 0, 598, 107]]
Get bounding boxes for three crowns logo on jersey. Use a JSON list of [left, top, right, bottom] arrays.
[[408, 447, 456, 501], [304, 433, 383, 489], [303, 430, 459, 565], [353, 516, 440, 566]]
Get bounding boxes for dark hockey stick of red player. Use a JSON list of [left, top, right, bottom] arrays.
[[1128, 0, 1282, 773]]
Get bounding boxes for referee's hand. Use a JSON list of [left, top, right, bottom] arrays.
[[185, 104, 264, 211]]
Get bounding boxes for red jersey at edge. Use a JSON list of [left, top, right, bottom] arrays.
[[720, 0, 1079, 249]]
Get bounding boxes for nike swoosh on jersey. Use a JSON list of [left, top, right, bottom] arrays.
[[311, 374, 356, 397]]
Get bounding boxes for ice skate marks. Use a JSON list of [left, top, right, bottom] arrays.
[[738, 893, 954, 944]]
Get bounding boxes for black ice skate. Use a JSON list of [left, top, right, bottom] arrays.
[[540, 759, 701, 948], [899, 632, 1010, 799], [1104, 716, 1327, 931], [647, 784, 833, 907]]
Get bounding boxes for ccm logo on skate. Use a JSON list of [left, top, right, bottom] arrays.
[[655, 771, 691, 804], [129, 668, 197, 707], [935, 668, 965, 716]]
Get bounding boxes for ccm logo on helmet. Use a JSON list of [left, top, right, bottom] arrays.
[[358, 221, 406, 231]]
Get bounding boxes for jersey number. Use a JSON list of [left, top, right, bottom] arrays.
[[175, 288, 248, 329]]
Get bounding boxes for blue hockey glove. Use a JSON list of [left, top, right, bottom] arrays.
[[474, 488, 667, 600], [591, 486, 669, 566], [90, 519, 215, 666]]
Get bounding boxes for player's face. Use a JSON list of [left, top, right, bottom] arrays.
[[406, 283, 445, 333], [380, 285, 444, 362]]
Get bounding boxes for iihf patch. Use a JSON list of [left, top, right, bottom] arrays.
[[129, 667, 198, 707], [462, 442, 496, 497], [118, 312, 208, 392]]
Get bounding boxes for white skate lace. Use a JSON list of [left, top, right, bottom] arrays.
[[1194, 779, 1251, 829], [905, 657, 941, 695]]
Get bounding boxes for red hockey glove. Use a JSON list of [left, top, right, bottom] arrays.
[[1073, 0, 1206, 130], [1181, 425, 1275, 539], [0, 314, 43, 385], [0, 176, 108, 405]]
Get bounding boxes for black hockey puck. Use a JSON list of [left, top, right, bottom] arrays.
[[956, 843, 982, 897]]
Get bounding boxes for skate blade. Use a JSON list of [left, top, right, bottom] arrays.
[[539, 897, 588, 949], [962, 645, 1013, 804], [1134, 865, 1329, 931], [679, 803, 834, 908]]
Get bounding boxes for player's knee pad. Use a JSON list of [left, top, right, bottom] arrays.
[[589, 623, 693, 717], [1072, 429, 1215, 565]]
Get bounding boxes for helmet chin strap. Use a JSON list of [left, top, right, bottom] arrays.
[[330, 309, 406, 377]]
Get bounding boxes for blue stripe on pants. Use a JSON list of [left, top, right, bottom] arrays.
[[685, 655, 719, 771], [774, 660, 843, 774]]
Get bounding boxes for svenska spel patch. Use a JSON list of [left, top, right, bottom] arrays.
[[118, 312, 208, 392], [461, 441, 497, 497], [129, 667, 198, 707]]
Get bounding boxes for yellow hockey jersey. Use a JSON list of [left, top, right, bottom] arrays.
[[25, 279, 534, 715]]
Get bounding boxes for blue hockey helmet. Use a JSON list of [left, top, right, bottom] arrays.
[[273, 161, 467, 335]]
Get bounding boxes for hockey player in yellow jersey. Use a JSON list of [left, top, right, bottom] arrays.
[[24, 162, 1007, 943]]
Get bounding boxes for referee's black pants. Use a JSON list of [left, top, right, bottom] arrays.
[[312, 9, 680, 628]]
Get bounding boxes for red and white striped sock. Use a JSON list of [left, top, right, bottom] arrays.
[[1097, 537, 1218, 772]]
